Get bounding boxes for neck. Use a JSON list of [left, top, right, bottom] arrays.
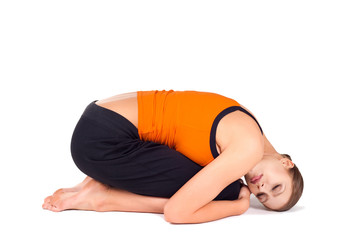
[[263, 134, 280, 156]]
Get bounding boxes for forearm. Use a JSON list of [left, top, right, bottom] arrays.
[[164, 197, 249, 224], [191, 198, 249, 223]]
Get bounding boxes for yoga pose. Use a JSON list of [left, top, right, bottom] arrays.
[[42, 90, 303, 223]]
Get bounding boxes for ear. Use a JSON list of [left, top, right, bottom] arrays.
[[281, 158, 295, 169]]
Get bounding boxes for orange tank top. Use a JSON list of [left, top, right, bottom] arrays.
[[137, 90, 263, 166]]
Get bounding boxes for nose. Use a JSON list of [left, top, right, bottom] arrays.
[[257, 182, 265, 190]]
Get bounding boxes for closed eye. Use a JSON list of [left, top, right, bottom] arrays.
[[272, 184, 281, 191], [256, 193, 267, 202], [272, 184, 284, 195]]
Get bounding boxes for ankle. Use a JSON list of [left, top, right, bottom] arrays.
[[93, 187, 111, 212]]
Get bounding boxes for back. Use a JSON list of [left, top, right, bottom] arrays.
[[137, 90, 243, 166]]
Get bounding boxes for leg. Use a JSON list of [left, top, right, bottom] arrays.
[[98, 187, 168, 213], [74, 139, 241, 200], [69, 105, 241, 200], [43, 101, 240, 212], [43, 142, 240, 212]]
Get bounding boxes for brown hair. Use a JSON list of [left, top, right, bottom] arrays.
[[275, 154, 304, 212]]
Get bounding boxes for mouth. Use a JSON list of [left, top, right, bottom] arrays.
[[250, 174, 263, 184]]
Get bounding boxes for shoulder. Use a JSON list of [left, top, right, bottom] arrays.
[[216, 110, 264, 155]]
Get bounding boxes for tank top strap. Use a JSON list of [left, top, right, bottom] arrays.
[[210, 106, 263, 159]]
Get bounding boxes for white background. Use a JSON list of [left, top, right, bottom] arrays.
[[1, 0, 359, 239]]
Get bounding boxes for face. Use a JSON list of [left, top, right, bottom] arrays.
[[244, 155, 294, 210]]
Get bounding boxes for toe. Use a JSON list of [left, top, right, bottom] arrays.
[[44, 195, 52, 203], [42, 196, 53, 209], [53, 188, 65, 195], [43, 186, 80, 211], [50, 192, 77, 212], [43, 202, 51, 210], [47, 197, 63, 212], [51, 198, 63, 212], [49, 204, 62, 212]]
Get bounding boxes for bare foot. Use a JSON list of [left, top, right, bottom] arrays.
[[54, 176, 93, 194], [42, 176, 92, 210], [42, 177, 110, 212]]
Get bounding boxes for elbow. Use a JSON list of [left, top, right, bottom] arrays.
[[163, 203, 190, 224], [164, 213, 184, 224], [241, 202, 250, 215]]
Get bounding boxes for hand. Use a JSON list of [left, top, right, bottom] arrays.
[[238, 184, 251, 200], [236, 183, 251, 215]]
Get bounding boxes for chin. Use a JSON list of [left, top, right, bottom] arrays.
[[244, 175, 251, 185]]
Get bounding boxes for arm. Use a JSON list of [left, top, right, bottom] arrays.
[[166, 194, 250, 223], [182, 183, 251, 222], [164, 133, 263, 224]]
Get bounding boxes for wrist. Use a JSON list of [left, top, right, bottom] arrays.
[[236, 197, 250, 215]]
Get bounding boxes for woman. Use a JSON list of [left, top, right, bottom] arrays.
[[42, 90, 303, 223]]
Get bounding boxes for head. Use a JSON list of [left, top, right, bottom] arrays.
[[244, 153, 304, 211]]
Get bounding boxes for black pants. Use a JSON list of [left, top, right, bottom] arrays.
[[70, 101, 241, 200]]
